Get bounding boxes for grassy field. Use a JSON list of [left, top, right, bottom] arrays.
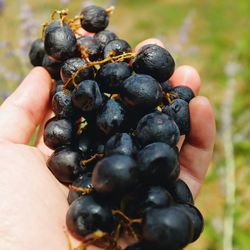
[[0, 0, 250, 249]]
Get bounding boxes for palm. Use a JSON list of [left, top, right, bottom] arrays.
[[0, 142, 73, 250], [0, 39, 215, 250]]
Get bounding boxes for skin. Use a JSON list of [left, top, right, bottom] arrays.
[[0, 38, 215, 250]]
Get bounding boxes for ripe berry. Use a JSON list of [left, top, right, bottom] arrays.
[[42, 54, 62, 80], [136, 142, 180, 185], [60, 57, 95, 85], [142, 207, 194, 249], [120, 74, 162, 110], [103, 39, 132, 59], [66, 195, 114, 238], [67, 174, 92, 204], [105, 132, 136, 156], [172, 85, 195, 102], [136, 112, 180, 147], [43, 117, 75, 150], [47, 146, 83, 183], [29, 38, 45, 66], [163, 98, 190, 135], [175, 203, 204, 242], [160, 80, 173, 92], [124, 185, 174, 218], [96, 62, 132, 94], [44, 21, 77, 61], [80, 5, 110, 33], [92, 154, 138, 195], [168, 179, 194, 204], [133, 44, 175, 82], [94, 30, 118, 51], [77, 36, 102, 61]]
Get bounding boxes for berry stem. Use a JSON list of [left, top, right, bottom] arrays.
[[106, 6, 115, 16], [64, 52, 137, 90], [68, 185, 94, 195]]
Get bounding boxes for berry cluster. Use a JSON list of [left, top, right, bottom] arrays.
[[29, 4, 203, 250]]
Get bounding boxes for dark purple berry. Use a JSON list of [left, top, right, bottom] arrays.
[[133, 44, 175, 82], [66, 195, 114, 238], [168, 179, 194, 204], [29, 38, 45, 66], [77, 36, 102, 61], [137, 142, 179, 185], [120, 74, 162, 110], [105, 132, 136, 156], [175, 203, 204, 242], [47, 146, 83, 184], [94, 30, 118, 51], [44, 21, 77, 61], [96, 99, 126, 136], [80, 5, 109, 33], [103, 39, 132, 59], [52, 90, 81, 119], [42, 54, 63, 80], [142, 207, 194, 249], [67, 174, 93, 204], [163, 98, 190, 135], [60, 57, 95, 86], [92, 154, 138, 195], [172, 85, 195, 102], [72, 80, 103, 112], [96, 62, 132, 94], [136, 112, 180, 147], [44, 117, 75, 150]]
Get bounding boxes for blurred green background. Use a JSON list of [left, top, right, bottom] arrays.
[[0, 0, 250, 249]]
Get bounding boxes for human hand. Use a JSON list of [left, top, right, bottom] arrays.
[[0, 39, 215, 250]]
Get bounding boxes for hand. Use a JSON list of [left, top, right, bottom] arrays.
[[0, 39, 215, 250]]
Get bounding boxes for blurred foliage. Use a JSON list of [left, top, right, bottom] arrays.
[[0, 0, 250, 249]]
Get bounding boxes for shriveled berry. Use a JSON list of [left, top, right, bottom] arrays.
[[44, 21, 77, 61], [47, 146, 83, 183], [66, 195, 114, 238], [44, 117, 75, 150], [52, 90, 81, 119], [137, 142, 179, 185], [60, 57, 95, 85], [92, 154, 138, 195], [96, 99, 126, 136], [29, 38, 45, 66], [136, 112, 180, 147], [80, 5, 109, 33], [172, 85, 195, 102], [72, 80, 103, 112], [120, 74, 162, 110], [133, 44, 175, 82]]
